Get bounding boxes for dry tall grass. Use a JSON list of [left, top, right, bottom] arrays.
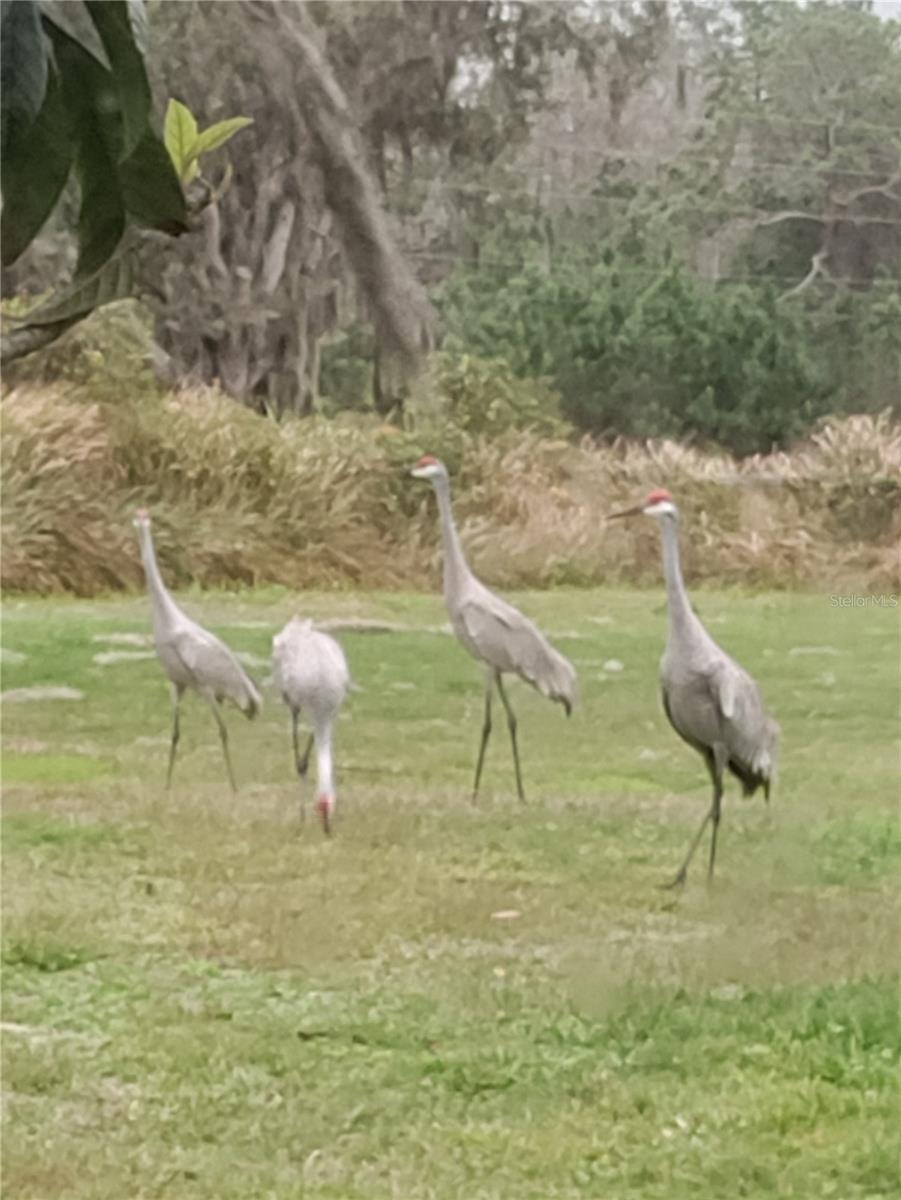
[[2, 384, 898, 595]]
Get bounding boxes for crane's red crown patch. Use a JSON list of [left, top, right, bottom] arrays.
[[135, 506, 150, 519], [416, 455, 439, 468], [645, 488, 673, 506]]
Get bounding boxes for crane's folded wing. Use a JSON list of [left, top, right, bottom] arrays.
[[707, 659, 778, 780], [171, 627, 260, 710], [457, 597, 577, 706]]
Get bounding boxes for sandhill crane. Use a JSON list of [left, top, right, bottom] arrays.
[[609, 488, 780, 886], [133, 509, 261, 792], [411, 456, 577, 801], [272, 616, 350, 834]]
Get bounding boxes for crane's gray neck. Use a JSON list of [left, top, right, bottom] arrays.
[[433, 475, 474, 604], [138, 525, 180, 631], [659, 515, 696, 637]]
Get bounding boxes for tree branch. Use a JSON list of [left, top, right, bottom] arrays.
[[0, 316, 83, 364], [260, 202, 296, 295], [780, 248, 830, 300], [756, 210, 825, 228], [837, 166, 901, 208], [244, 0, 436, 374]]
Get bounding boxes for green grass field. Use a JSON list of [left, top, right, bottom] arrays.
[[2, 587, 899, 1199]]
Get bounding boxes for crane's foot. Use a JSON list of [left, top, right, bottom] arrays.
[[658, 867, 688, 891]]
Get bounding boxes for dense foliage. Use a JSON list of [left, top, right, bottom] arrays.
[[320, 0, 900, 452], [440, 261, 832, 454], [0, 0, 187, 349]]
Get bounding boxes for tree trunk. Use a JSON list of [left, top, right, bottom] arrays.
[[245, 1, 436, 412]]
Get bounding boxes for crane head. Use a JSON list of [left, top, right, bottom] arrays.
[[133, 507, 151, 529], [316, 793, 335, 836], [608, 488, 677, 521], [410, 454, 446, 481]]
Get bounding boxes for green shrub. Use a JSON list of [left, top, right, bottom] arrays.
[[426, 351, 567, 439], [1, 300, 162, 405], [439, 260, 832, 455], [318, 322, 376, 414]]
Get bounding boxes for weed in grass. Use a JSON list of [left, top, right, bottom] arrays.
[[2, 938, 96, 974]]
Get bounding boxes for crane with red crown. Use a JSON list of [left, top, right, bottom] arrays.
[[609, 488, 780, 885]]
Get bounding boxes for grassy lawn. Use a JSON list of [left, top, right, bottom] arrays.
[[2, 586, 899, 1199]]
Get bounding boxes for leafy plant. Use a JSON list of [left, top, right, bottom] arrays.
[[429, 351, 567, 439], [1, 1, 187, 271], [163, 98, 252, 186], [0, 2, 253, 365], [440, 259, 830, 455]]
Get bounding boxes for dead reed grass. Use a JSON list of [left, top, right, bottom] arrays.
[[2, 383, 898, 595]]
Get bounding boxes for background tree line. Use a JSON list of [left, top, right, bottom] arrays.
[[3, 0, 900, 455]]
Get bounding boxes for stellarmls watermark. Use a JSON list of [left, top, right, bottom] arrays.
[[829, 594, 898, 608]]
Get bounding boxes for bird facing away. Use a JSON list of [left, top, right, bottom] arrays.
[[272, 616, 350, 834], [133, 509, 261, 793], [609, 488, 780, 886], [411, 455, 578, 801]]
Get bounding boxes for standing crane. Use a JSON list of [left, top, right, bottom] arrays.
[[133, 508, 261, 792], [411, 456, 577, 801], [272, 616, 350, 834], [609, 488, 780, 886]]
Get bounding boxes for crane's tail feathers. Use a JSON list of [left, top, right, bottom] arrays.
[[528, 647, 578, 715], [730, 715, 779, 796], [537, 678, 577, 714], [728, 754, 774, 798]]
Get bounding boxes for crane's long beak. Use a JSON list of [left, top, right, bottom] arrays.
[[607, 503, 645, 521]]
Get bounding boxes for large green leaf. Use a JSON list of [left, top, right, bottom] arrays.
[[0, 69, 74, 266], [119, 129, 188, 233], [124, 0, 147, 57], [44, 23, 127, 278], [1, 0, 48, 157], [85, 0, 150, 156], [42, 17, 185, 275], [37, 0, 109, 68], [72, 106, 127, 279]]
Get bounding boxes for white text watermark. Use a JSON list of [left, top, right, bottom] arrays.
[[829, 594, 898, 608]]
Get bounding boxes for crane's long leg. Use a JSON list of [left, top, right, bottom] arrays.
[[291, 710, 312, 824], [208, 698, 237, 794], [662, 808, 711, 890], [165, 684, 184, 791], [496, 674, 525, 802], [472, 682, 493, 800], [662, 747, 724, 889], [298, 734, 314, 778], [291, 710, 314, 778], [706, 755, 725, 883]]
